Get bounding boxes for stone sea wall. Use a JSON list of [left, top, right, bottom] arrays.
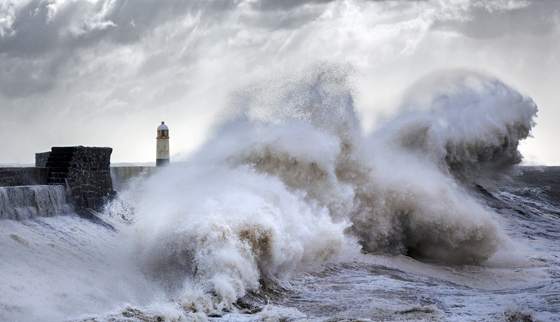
[[1, 147, 157, 216], [0, 168, 47, 187], [111, 166, 157, 191]]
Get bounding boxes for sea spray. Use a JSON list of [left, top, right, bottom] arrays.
[[346, 70, 537, 262], [109, 64, 538, 314], [127, 163, 354, 314], [379, 69, 538, 182], [223, 65, 527, 263], [0, 185, 71, 220]]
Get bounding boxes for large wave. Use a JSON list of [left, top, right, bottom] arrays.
[[380, 70, 538, 182], [109, 63, 538, 314]]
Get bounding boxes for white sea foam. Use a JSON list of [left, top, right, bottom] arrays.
[[0, 215, 159, 322]]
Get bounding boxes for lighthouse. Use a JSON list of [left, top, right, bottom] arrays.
[[156, 121, 170, 167]]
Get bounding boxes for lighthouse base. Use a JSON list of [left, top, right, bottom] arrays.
[[156, 159, 170, 167]]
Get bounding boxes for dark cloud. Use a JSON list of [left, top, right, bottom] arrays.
[[0, 0, 234, 56], [0, 57, 56, 97], [0, 0, 336, 98], [0, 0, 558, 165], [0, 0, 62, 57], [432, 1, 560, 39], [100, 0, 234, 44], [0, 0, 415, 99], [0, 0, 235, 97]]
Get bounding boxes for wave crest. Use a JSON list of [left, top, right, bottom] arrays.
[[383, 70, 538, 181]]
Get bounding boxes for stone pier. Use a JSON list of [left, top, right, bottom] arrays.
[[1, 146, 156, 217]]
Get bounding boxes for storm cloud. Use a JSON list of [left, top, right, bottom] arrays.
[[0, 0, 559, 165]]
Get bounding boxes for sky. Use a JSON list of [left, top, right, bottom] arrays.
[[0, 0, 559, 165]]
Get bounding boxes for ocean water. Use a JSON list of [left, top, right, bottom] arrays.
[[1, 66, 558, 322]]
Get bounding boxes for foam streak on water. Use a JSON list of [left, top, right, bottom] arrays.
[[2, 64, 558, 321]]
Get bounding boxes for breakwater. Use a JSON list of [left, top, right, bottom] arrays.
[[0, 146, 156, 220]]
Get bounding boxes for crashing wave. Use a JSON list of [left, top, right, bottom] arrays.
[[108, 63, 538, 312], [380, 70, 537, 182]]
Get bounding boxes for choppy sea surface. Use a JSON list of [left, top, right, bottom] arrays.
[[1, 67, 558, 321]]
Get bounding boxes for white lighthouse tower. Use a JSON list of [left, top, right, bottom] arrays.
[[156, 121, 170, 167]]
